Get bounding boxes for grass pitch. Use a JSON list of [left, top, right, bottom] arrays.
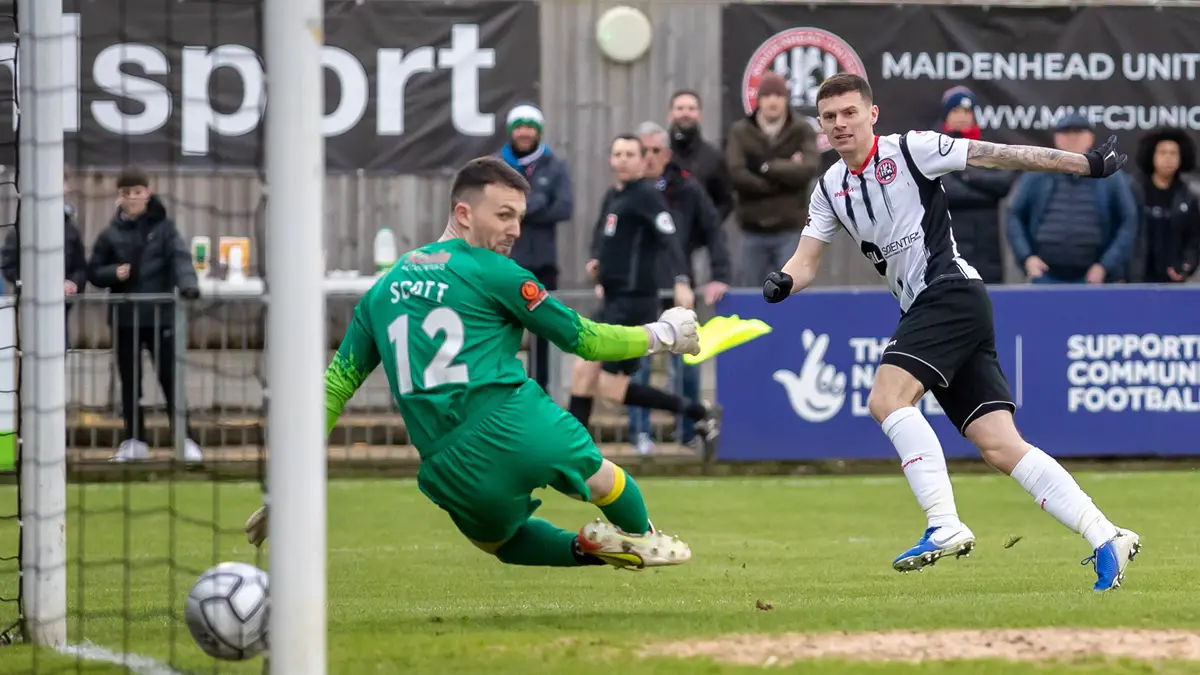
[[1, 470, 1198, 674]]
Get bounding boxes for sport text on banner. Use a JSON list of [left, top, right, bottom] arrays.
[[0, 0, 540, 172], [722, 5, 1200, 152], [714, 287, 1200, 461]]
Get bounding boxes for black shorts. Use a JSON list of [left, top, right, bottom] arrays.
[[880, 279, 1015, 435], [594, 295, 658, 376]]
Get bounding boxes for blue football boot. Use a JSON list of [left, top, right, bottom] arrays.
[[892, 524, 976, 572], [1082, 528, 1141, 592]]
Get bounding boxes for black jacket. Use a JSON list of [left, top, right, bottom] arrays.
[[670, 127, 733, 223], [1128, 174, 1200, 283], [654, 162, 732, 288], [589, 178, 687, 296], [940, 167, 1015, 284], [88, 196, 199, 327], [0, 205, 88, 297]]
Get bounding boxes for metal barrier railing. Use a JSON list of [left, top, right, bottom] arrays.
[[28, 288, 714, 465]]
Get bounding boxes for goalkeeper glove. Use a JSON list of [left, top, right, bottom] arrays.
[[762, 271, 793, 303], [645, 307, 700, 355], [246, 504, 268, 547], [1084, 135, 1127, 178]]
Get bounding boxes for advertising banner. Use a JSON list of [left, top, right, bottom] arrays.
[[0, 0, 540, 171], [722, 5, 1200, 153], [714, 287, 1200, 461]]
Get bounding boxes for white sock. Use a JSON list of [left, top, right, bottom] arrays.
[[1010, 446, 1117, 549], [881, 407, 960, 530]]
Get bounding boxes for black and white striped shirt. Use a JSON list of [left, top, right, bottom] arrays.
[[803, 131, 981, 312]]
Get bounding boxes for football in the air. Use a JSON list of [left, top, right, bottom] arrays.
[[184, 561, 270, 660]]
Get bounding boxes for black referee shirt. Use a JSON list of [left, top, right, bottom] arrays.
[[589, 177, 687, 296]]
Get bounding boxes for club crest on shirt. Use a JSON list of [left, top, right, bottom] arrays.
[[520, 279, 548, 311], [655, 211, 676, 234], [875, 158, 897, 185], [604, 214, 617, 236]]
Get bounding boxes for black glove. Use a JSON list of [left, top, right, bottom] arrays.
[[746, 154, 767, 175], [1084, 135, 1127, 178], [762, 271, 793, 303], [180, 287, 200, 300]]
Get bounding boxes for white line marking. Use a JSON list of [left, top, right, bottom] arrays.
[[1015, 335, 1023, 408], [58, 642, 186, 675]]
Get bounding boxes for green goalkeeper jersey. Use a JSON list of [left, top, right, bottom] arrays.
[[323, 238, 651, 457]]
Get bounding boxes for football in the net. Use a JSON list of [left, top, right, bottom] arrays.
[[185, 562, 270, 660]]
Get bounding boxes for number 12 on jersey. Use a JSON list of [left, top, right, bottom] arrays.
[[387, 307, 470, 394]]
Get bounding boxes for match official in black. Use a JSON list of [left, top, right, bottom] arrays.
[[568, 134, 721, 451], [627, 122, 731, 454]]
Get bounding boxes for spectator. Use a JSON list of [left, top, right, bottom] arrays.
[[88, 168, 203, 464], [935, 86, 1015, 284], [627, 121, 732, 455], [667, 90, 734, 224], [1005, 113, 1138, 284], [500, 104, 573, 393], [1128, 127, 1200, 283], [725, 72, 820, 287], [0, 169, 88, 337]]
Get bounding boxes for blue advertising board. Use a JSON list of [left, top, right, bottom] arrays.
[[714, 285, 1200, 460]]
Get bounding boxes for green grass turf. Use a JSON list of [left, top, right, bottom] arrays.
[[0, 470, 1197, 674]]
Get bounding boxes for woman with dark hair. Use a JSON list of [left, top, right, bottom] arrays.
[[1129, 127, 1200, 282]]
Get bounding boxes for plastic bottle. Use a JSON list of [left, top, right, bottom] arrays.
[[228, 245, 246, 283], [374, 227, 397, 275]]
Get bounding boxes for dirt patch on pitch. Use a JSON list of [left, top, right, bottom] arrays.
[[644, 629, 1200, 665]]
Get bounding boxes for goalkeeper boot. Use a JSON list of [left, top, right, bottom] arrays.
[[892, 523, 976, 572], [1084, 527, 1140, 592], [577, 518, 691, 570]]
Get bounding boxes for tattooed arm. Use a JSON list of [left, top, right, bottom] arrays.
[[965, 140, 1091, 175]]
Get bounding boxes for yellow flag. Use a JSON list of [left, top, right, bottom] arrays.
[[684, 315, 773, 365]]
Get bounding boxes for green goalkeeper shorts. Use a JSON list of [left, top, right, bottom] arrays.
[[416, 380, 603, 544]]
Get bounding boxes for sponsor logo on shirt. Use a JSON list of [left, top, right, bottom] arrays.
[[880, 231, 923, 258], [407, 251, 451, 266], [402, 250, 451, 271]]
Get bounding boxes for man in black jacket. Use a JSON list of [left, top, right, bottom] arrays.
[[88, 168, 203, 464], [937, 87, 1014, 284], [667, 90, 733, 225], [1, 169, 88, 338], [627, 122, 731, 454], [571, 134, 721, 456]]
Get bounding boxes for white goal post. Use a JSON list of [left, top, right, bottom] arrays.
[[14, 0, 330, 669], [17, 0, 68, 649], [263, 0, 328, 673]]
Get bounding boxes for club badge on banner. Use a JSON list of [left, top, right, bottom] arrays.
[[714, 287, 1200, 461], [0, 0, 540, 171], [722, 5, 1200, 151]]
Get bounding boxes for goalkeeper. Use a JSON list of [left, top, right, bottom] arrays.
[[246, 157, 696, 570]]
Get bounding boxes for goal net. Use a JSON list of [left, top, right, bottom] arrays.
[[0, 0, 326, 671]]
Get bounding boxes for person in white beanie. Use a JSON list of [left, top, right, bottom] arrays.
[[499, 104, 574, 393]]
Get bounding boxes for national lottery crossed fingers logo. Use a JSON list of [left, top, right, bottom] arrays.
[[772, 329, 848, 423]]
